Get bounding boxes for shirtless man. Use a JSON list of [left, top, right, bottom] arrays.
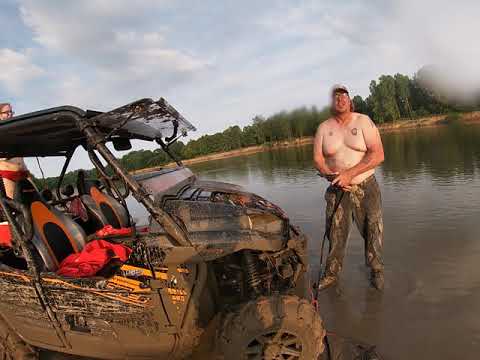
[[313, 85, 385, 291], [0, 103, 29, 198]]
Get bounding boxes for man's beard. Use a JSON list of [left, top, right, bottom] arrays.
[[331, 105, 350, 116]]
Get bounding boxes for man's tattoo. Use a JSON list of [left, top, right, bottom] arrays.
[[329, 131, 333, 136], [351, 128, 358, 135]]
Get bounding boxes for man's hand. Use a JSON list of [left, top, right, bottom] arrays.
[[332, 170, 354, 191], [322, 172, 338, 182], [320, 172, 352, 191]]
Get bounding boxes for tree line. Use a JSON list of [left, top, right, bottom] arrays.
[[35, 67, 479, 189]]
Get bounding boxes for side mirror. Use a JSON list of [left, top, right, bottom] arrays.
[[61, 185, 75, 197], [113, 138, 132, 151]]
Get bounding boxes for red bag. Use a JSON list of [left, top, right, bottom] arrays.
[[95, 225, 132, 238], [57, 240, 132, 277], [0, 222, 12, 247]]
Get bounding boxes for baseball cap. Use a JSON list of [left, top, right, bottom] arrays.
[[331, 84, 349, 96]]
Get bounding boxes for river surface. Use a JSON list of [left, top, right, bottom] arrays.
[[187, 123, 480, 360]]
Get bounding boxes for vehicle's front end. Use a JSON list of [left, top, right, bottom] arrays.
[[137, 168, 309, 300], [134, 167, 323, 359]]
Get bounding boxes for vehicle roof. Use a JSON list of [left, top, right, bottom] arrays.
[[0, 98, 196, 157]]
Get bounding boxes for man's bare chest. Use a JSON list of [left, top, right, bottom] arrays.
[[322, 124, 367, 156]]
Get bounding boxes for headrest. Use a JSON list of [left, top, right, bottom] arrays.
[[77, 170, 101, 195], [14, 179, 42, 204]]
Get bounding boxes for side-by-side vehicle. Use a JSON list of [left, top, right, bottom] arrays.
[[0, 98, 325, 359]]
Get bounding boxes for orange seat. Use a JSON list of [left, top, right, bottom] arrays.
[[15, 179, 87, 271], [77, 171, 130, 229], [89, 187, 129, 229]]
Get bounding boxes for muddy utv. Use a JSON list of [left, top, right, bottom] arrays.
[[0, 98, 325, 359]]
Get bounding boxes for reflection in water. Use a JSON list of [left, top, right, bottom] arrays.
[[189, 123, 480, 359], [382, 123, 480, 181]]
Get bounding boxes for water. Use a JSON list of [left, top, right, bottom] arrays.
[[188, 123, 480, 359]]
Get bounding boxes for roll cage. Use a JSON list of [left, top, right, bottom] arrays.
[[0, 98, 197, 252]]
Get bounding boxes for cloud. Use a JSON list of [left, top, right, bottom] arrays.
[[19, 0, 207, 71], [258, 0, 479, 99], [0, 48, 45, 94], [3, 0, 479, 163], [17, 0, 210, 108], [257, 1, 381, 44], [389, 0, 480, 101]]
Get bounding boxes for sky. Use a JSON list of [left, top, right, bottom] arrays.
[[1, 0, 479, 176]]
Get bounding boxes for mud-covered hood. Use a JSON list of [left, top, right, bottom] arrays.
[[161, 178, 289, 231], [135, 168, 288, 223], [147, 177, 290, 253]]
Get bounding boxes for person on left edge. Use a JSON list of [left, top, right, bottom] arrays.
[[0, 103, 30, 198]]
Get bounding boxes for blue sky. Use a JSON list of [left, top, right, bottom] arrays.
[[1, 0, 478, 176]]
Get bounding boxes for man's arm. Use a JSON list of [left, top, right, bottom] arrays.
[[313, 124, 336, 178], [332, 116, 384, 187]]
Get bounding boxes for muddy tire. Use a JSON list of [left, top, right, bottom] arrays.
[[217, 295, 325, 360], [0, 318, 38, 360]]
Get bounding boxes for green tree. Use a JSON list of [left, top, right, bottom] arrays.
[[394, 73, 413, 119], [352, 95, 368, 115], [222, 126, 242, 151], [241, 125, 258, 147], [290, 107, 308, 138], [252, 115, 266, 144], [369, 76, 401, 122]]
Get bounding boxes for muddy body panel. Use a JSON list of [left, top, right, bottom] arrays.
[[0, 255, 203, 358], [0, 268, 63, 348], [35, 262, 205, 358]]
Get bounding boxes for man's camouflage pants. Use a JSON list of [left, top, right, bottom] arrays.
[[324, 175, 384, 277]]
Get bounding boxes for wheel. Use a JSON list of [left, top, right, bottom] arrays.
[[0, 318, 38, 360], [217, 295, 325, 360]]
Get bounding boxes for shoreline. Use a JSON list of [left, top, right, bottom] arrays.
[[132, 112, 480, 174]]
